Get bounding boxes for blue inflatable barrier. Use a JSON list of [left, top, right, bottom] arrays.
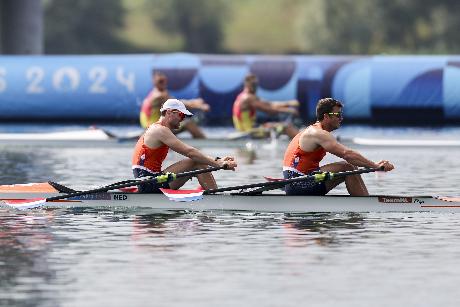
[[0, 53, 458, 124]]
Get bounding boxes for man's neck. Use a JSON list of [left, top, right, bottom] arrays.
[[244, 88, 255, 94], [154, 87, 168, 94], [158, 117, 171, 130], [317, 120, 334, 132]]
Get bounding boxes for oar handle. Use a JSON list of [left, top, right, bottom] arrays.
[[204, 167, 382, 195], [46, 166, 225, 201], [331, 166, 384, 179]]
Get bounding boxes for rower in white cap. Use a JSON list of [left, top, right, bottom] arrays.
[[132, 99, 237, 193]]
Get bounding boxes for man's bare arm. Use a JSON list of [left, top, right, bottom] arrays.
[[272, 100, 300, 108], [182, 98, 210, 112], [145, 127, 233, 169], [251, 98, 284, 115], [272, 104, 299, 116], [315, 131, 381, 168], [251, 98, 298, 116]]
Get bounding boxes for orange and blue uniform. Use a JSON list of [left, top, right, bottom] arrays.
[[282, 125, 328, 195], [132, 124, 170, 193]]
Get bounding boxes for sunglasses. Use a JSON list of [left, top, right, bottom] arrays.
[[327, 112, 343, 118], [171, 110, 185, 120]]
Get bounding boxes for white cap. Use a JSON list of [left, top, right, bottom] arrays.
[[160, 99, 193, 116]]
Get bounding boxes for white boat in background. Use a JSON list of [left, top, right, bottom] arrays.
[[0, 127, 458, 148], [0, 128, 288, 148], [339, 137, 460, 147], [0, 129, 114, 140], [0, 128, 121, 147], [0, 182, 459, 213]]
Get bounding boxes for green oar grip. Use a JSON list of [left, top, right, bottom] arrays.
[[156, 172, 177, 183], [313, 172, 334, 182]]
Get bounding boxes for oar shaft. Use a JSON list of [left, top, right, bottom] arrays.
[[333, 167, 383, 178], [204, 167, 382, 194], [46, 166, 224, 201]]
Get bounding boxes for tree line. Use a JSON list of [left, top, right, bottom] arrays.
[[44, 0, 460, 54]]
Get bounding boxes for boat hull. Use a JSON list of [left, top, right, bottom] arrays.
[[1, 192, 459, 213]]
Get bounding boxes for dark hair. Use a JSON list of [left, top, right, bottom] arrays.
[[152, 70, 166, 79], [316, 98, 343, 120], [244, 73, 257, 85]]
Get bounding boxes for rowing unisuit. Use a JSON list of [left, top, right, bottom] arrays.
[[132, 125, 169, 173], [232, 92, 256, 132], [132, 124, 171, 193], [282, 123, 327, 195], [139, 90, 166, 129], [283, 126, 326, 175]]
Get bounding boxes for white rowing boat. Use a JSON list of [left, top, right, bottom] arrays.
[[0, 128, 288, 148], [340, 137, 460, 147], [2, 127, 459, 149], [0, 128, 124, 147], [0, 182, 459, 213]]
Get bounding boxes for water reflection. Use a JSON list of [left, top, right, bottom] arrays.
[[281, 213, 367, 247], [2, 208, 458, 307], [0, 211, 58, 306], [0, 148, 63, 185], [129, 211, 371, 250], [133, 212, 190, 229], [285, 213, 366, 231]]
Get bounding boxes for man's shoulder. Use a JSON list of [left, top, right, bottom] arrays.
[[142, 89, 155, 102], [238, 91, 256, 99], [234, 92, 252, 107], [144, 124, 176, 145], [152, 90, 169, 100], [303, 124, 323, 134], [302, 125, 330, 139], [145, 124, 167, 137]]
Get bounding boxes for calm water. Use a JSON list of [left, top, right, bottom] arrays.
[[1, 125, 460, 306]]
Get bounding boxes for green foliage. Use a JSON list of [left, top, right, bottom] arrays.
[[41, 0, 460, 54], [117, 0, 182, 52], [376, 0, 460, 53], [301, 0, 460, 54], [147, 0, 227, 53], [223, 0, 305, 54], [44, 0, 133, 53]]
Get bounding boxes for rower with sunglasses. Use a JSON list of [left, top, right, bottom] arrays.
[[282, 98, 394, 196], [132, 99, 237, 193]]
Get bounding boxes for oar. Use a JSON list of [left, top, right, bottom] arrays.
[[204, 167, 383, 195], [160, 167, 383, 202], [89, 126, 144, 142], [4, 166, 225, 210], [92, 126, 143, 142]]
